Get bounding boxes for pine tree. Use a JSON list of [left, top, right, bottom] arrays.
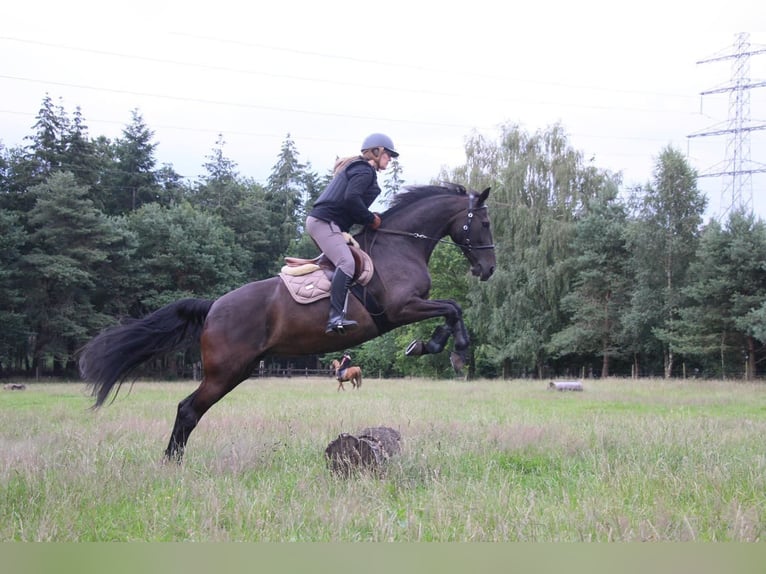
[[61, 106, 98, 188], [26, 93, 68, 179], [626, 146, 706, 377], [105, 109, 160, 213], [548, 183, 630, 377], [21, 172, 123, 375], [192, 135, 273, 279], [0, 208, 27, 374], [194, 134, 243, 213], [265, 135, 309, 264], [669, 210, 766, 378]]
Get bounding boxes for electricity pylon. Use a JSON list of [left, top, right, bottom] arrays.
[[688, 32, 766, 219]]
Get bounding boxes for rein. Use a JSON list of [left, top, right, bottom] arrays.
[[374, 205, 495, 251]]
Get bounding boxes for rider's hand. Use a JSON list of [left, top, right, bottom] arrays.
[[370, 213, 381, 230]]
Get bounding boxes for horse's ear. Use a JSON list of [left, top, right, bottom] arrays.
[[479, 187, 490, 205]]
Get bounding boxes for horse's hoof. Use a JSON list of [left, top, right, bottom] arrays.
[[405, 340, 424, 356], [449, 352, 465, 373]]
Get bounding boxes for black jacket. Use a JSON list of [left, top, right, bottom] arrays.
[[309, 158, 380, 232]]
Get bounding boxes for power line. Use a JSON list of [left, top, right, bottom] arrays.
[[0, 71, 700, 153], [0, 34, 707, 158], [1, 35, 697, 102], [1, 33, 730, 189], [0, 73, 486, 130]]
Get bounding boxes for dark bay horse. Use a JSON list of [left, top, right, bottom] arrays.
[[78, 183, 495, 461]]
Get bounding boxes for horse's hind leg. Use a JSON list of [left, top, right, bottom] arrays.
[[165, 391, 199, 462], [164, 366, 250, 462]]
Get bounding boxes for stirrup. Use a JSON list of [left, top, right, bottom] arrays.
[[325, 319, 358, 335]]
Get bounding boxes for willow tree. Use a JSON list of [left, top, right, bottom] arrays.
[[460, 123, 607, 378]]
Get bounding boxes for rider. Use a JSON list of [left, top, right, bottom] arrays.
[[336, 352, 352, 381], [306, 133, 399, 334]]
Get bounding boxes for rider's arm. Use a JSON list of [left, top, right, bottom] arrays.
[[343, 164, 377, 226]]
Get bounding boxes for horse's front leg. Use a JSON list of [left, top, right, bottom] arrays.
[[449, 311, 471, 371], [397, 298, 470, 373], [406, 324, 452, 355]]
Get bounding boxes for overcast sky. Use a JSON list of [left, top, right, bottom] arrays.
[[2, 1, 764, 221]]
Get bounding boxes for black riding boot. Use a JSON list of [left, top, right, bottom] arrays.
[[326, 270, 358, 334]]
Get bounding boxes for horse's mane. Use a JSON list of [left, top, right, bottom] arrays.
[[382, 183, 469, 218]]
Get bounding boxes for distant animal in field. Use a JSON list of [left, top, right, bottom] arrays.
[[3, 383, 26, 391], [331, 359, 362, 391]]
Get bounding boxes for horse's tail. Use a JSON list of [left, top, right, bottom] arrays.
[[356, 368, 362, 388], [78, 298, 214, 408]]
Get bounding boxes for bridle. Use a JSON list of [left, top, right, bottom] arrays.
[[459, 204, 496, 252], [374, 204, 495, 252]]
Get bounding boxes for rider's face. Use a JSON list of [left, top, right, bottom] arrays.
[[378, 150, 393, 170]]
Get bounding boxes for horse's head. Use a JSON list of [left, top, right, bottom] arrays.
[[379, 183, 496, 281], [450, 186, 496, 281]]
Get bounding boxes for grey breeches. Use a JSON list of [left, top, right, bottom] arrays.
[[306, 216, 355, 276]]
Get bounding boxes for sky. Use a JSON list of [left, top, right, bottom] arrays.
[[1, 0, 764, 222]]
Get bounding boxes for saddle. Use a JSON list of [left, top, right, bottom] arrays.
[[279, 232, 374, 304]]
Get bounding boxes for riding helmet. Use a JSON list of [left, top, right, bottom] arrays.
[[361, 133, 399, 157]]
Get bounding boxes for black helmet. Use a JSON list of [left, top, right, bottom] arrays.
[[361, 133, 399, 157]]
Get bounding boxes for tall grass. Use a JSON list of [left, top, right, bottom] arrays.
[[1, 377, 764, 541]]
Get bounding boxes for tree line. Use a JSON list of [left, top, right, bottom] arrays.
[[1, 95, 765, 380]]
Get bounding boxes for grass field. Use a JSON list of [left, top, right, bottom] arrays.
[[1, 376, 765, 541]]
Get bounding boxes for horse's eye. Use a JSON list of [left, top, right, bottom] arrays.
[[482, 222, 490, 228]]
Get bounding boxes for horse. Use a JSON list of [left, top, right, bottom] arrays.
[[78, 183, 495, 462], [331, 359, 362, 391]]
